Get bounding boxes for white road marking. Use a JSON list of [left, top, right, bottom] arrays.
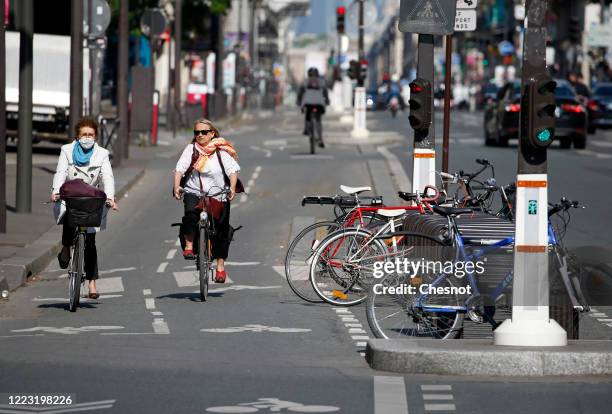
[[142, 289, 152, 296], [342, 318, 359, 323], [351, 335, 370, 340], [32, 295, 123, 302], [576, 149, 612, 159], [345, 323, 363, 327], [597, 318, 612, 322], [98, 267, 137, 275], [0, 334, 45, 338], [153, 318, 170, 334], [423, 395, 454, 400], [152, 311, 164, 316], [96, 277, 124, 294], [201, 324, 311, 333], [349, 328, 367, 334], [374, 376, 409, 414], [157, 262, 169, 273], [249, 145, 272, 158], [356, 341, 367, 347], [590, 312, 607, 317], [167, 249, 177, 260], [378, 145, 412, 191], [590, 140, 612, 148], [208, 285, 282, 293], [247, 179, 255, 187], [224, 261, 261, 266], [334, 308, 351, 314], [264, 139, 287, 147], [290, 154, 335, 160], [0, 400, 117, 413], [424, 404, 456, 411], [11, 326, 124, 335], [272, 265, 286, 279], [145, 298, 156, 310], [421, 385, 452, 391]]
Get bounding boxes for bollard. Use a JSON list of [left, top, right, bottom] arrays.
[[152, 90, 159, 146], [351, 87, 369, 138]]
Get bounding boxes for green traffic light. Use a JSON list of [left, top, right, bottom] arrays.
[[537, 128, 551, 142]]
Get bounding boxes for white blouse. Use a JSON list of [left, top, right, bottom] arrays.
[[175, 144, 240, 201]]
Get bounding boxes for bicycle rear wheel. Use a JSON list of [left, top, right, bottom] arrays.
[[285, 221, 341, 302], [68, 232, 85, 312], [309, 126, 316, 154], [199, 226, 210, 301], [366, 233, 464, 339], [310, 228, 387, 306]]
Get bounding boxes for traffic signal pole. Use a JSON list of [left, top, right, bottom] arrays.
[[411, 34, 435, 195], [494, 0, 567, 347], [0, 0, 6, 232], [351, 0, 370, 139]]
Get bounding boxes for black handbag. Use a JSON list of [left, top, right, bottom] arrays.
[[216, 150, 245, 193]]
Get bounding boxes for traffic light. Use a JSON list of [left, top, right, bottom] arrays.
[[359, 59, 368, 82], [348, 60, 359, 80], [568, 17, 580, 43], [524, 74, 556, 148], [408, 78, 432, 131], [336, 6, 346, 34]]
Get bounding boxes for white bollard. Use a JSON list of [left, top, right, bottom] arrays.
[[332, 82, 344, 113], [351, 87, 370, 138], [412, 148, 436, 194], [494, 173, 567, 346]]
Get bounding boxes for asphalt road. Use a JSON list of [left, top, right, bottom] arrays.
[[0, 109, 611, 414]]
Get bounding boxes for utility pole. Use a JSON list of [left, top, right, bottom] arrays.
[[116, 0, 128, 165], [494, 0, 567, 347], [173, 0, 182, 134], [167, 19, 173, 133], [0, 0, 6, 232], [214, 13, 225, 118], [70, 0, 83, 138], [442, 35, 452, 177], [16, 0, 33, 213], [249, 0, 257, 108], [233, 0, 243, 115]]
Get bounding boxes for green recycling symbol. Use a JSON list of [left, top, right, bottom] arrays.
[[528, 200, 537, 215]]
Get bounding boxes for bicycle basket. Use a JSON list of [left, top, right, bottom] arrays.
[[63, 197, 107, 227]]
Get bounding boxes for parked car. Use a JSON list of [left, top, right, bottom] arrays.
[[587, 83, 612, 134], [484, 80, 587, 148]]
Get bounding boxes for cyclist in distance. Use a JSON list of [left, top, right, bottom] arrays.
[[297, 67, 330, 148], [173, 119, 241, 283], [50, 117, 118, 299]]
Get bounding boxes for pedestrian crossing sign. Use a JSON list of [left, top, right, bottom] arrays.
[[528, 200, 537, 215]]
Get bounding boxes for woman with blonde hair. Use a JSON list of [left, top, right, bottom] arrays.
[[173, 119, 240, 283]]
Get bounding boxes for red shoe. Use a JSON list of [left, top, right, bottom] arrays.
[[183, 248, 195, 260], [215, 270, 227, 283]]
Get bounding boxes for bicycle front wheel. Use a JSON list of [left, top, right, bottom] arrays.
[[310, 228, 387, 306], [68, 232, 85, 312], [285, 221, 341, 302], [199, 226, 210, 301], [366, 233, 464, 339]]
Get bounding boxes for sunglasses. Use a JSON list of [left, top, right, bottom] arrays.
[[194, 129, 212, 136]]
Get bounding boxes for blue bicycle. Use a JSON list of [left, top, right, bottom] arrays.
[[366, 198, 589, 339]]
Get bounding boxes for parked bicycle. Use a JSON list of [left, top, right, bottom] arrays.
[[366, 198, 589, 339]]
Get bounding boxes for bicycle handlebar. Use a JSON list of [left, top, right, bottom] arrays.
[[301, 195, 384, 207], [548, 197, 581, 218]]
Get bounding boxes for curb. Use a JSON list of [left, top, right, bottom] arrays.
[[366, 338, 612, 377], [0, 166, 146, 293]]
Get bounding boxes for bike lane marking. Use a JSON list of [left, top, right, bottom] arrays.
[[157, 262, 169, 273], [420, 385, 455, 412], [166, 249, 177, 260], [374, 376, 409, 414]]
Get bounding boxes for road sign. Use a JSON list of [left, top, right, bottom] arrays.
[[399, 0, 458, 36], [498, 40, 515, 56], [140, 8, 168, 38], [586, 24, 612, 48], [456, 0, 477, 9], [83, 0, 111, 38], [454, 9, 476, 32]]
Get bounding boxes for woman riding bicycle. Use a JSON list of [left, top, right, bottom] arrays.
[[173, 118, 240, 283], [50, 117, 118, 299]]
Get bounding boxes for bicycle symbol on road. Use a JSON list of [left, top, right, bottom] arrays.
[[206, 398, 340, 413]]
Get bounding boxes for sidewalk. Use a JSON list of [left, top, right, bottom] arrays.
[[0, 128, 189, 293]]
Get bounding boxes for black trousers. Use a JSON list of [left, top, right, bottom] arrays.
[[61, 224, 98, 280], [182, 193, 231, 260]]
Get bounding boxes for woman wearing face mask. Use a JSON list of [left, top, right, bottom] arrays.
[[50, 117, 118, 299]]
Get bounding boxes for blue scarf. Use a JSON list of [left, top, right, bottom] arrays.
[[72, 141, 95, 166]]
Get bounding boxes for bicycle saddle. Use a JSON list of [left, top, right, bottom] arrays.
[[377, 208, 406, 218], [339, 185, 372, 195], [433, 206, 473, 217]]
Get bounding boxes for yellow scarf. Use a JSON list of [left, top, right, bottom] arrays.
[[193, 138, 238, 172]]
